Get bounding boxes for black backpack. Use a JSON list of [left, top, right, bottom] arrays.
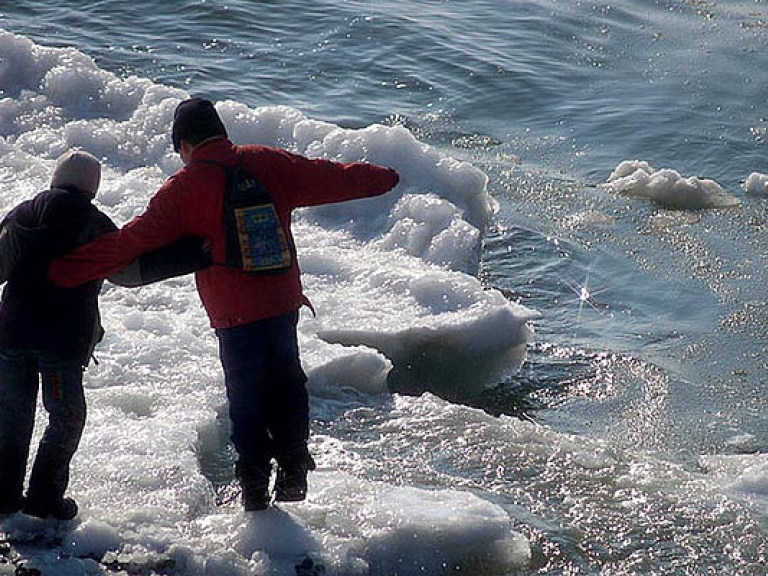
[[198, 153, 294, 274]]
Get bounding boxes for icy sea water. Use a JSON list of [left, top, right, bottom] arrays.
[[2, 1, 768, 574]]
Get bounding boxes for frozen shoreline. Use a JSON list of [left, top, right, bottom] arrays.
[[0, 30, 535, 575]]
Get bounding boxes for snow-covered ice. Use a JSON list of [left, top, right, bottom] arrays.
[[0, 30, 535, 575]]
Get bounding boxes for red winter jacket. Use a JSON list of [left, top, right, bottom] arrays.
[[49, 138, 399, 328]]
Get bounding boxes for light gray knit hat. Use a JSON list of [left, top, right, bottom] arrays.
[[50, 150, 101, 196]]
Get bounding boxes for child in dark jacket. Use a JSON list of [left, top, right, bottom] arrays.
[[0, 150, 208, 520]]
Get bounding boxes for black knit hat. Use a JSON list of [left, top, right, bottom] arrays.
[[171, 97, 228, 152]]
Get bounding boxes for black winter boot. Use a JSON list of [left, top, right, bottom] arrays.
[[235, 461, 271, 511], [0, 455, 29, 516], [275, 446, 316, 503], [22, 496, 78, 521], [0, 496, 23, 516]]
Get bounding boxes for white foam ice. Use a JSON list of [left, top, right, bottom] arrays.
[[176, 472, 530, 575], [298, 223, 538, 396], [0, 29, 534, 574], [744, 172, 768, 196], [729, 459, 768, 500], [603, 160, 741, 209], [698, 452, 768, 520], [327, 476, 530, 574]]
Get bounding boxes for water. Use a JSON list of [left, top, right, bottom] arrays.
[[2, 1, 768, 574]]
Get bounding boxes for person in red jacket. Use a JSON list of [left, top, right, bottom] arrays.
[[50, 98, 400, 511]]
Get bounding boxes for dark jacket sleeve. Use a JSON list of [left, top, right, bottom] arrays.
[[0, 218, 22, 284], [109, 236, 212, 287], [0, 202, 46, 284]]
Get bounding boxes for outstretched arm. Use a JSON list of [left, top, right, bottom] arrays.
[[262, 148, 399, 208], [50, 179, 190, 287]]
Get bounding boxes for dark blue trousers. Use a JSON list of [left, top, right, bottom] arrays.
[[216, 310, 309, 469], [0, 349, 86, 511]]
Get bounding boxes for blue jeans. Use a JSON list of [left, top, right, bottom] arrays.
[[0, 349, 86, 510], [216, 310, 309, 469]]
